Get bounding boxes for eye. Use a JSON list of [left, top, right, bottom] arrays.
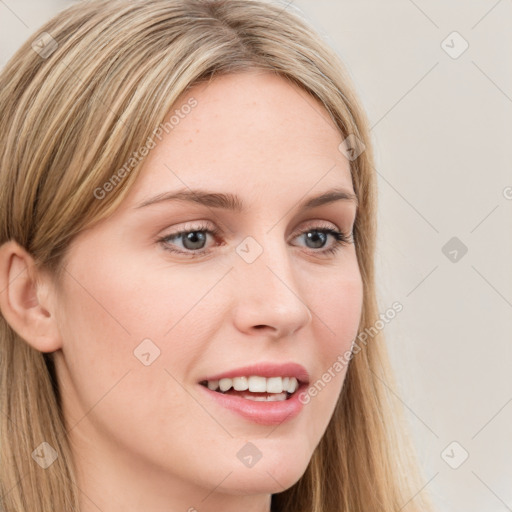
[[156, 221, 354, 259], [156, 222, 220, 257], [291, 224, 353, 256]]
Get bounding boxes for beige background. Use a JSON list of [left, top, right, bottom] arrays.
[[1, 1, 511, 511]]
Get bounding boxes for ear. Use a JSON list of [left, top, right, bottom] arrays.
[[0, 240, 62, 352]]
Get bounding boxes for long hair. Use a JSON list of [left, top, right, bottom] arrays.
[[0, 1, 434, 510]]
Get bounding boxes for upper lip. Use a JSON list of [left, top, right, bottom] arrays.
[[199, 362, 310, 385]]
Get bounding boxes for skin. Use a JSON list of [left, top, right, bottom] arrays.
[[0, 71, 363, 512]]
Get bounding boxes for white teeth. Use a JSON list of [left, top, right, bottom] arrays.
[[203, 376, 300, 394], [244, 392, 288, 402], [219, 378, 232, 392], [232, 376, 249, 391], [248, 376, 267, 392], [266, 377, 283, 393], [287, 377, 298, 393], [207, 379, 219, 390]]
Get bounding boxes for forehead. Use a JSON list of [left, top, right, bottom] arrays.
[[121, 71, 354, 210]]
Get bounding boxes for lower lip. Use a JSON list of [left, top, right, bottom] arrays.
[[197, 383, 308, 426]]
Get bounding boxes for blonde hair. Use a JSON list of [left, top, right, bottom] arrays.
[[0, 1, 434, 511]]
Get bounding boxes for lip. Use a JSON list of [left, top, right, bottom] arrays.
[[198, 362, 310, 385], [197, 381, 309, 426]]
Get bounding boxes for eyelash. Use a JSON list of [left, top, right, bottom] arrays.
[[156, 222, 354, 259]]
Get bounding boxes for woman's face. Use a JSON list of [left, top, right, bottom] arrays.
[[52, 71, 363, 509]]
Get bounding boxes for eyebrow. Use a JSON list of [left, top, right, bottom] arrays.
[[134, 187, 358, 212]]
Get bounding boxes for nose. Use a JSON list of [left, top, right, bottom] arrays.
[[231, 237, 313, 338]]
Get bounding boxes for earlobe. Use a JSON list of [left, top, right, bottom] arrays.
[[0, 240, 62, 353]]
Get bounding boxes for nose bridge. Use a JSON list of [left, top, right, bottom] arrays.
[[231, 231, 312, 334], [239, 232, 295, 296]]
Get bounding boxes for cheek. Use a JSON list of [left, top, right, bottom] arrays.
[[55, 250, 223, 451], [300, 264, 362, 418], [56, 247, 227, 398], [310, 262, 363, 353], [61, 246, 212, 340]]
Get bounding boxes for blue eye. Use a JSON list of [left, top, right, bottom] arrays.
[[157, 222, 353, 259], [157, 222, 220, 256], [295, 227, 353, 255]]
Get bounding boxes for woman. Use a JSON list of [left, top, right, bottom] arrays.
[[0, 1, 434, 511]]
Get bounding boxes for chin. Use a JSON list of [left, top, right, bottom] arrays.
[[220, 467, 306, 496]]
